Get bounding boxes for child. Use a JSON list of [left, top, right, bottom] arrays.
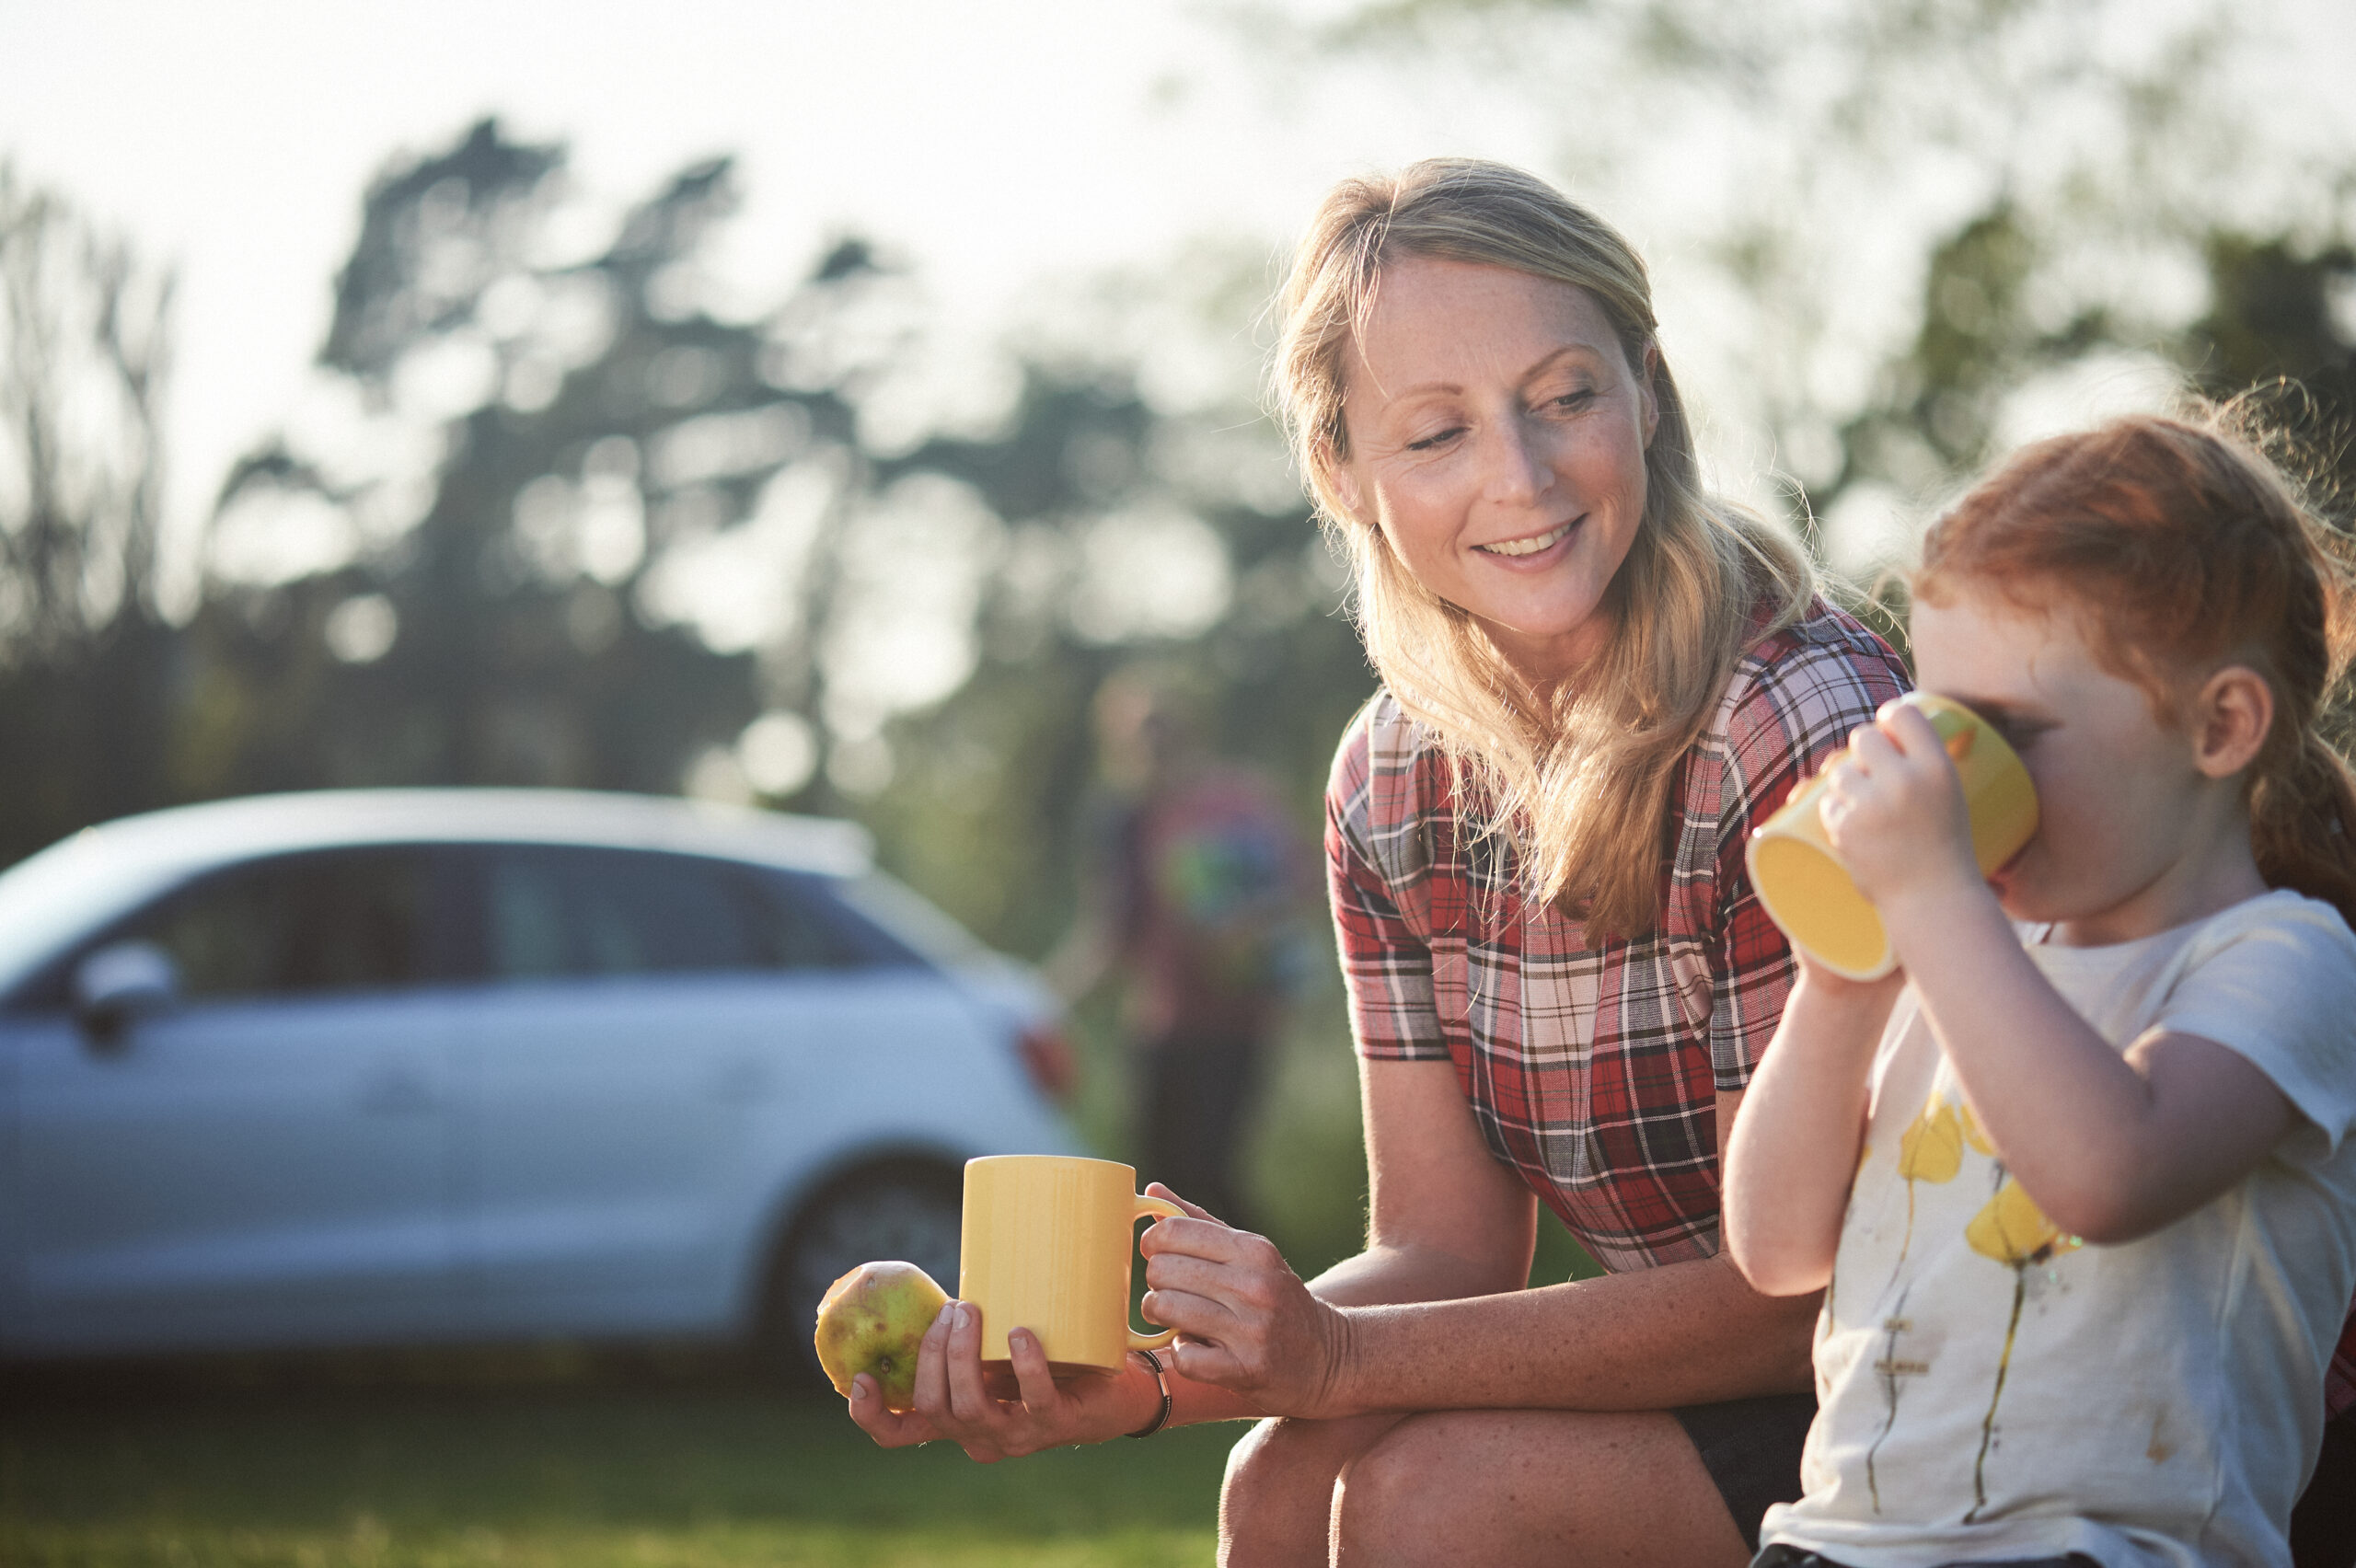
[[1724, 410, 2356, 1568]]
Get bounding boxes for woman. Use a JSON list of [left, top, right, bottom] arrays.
[[848, 158, 1909, 1565]]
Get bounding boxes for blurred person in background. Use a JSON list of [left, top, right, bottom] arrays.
[[1045, 668, 1313, 1233], [849, 158, 1910, 1566]]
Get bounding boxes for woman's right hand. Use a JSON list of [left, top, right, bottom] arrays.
[[845, 1297, 1163, 1462], [1138, 1184, 1356, 1420]]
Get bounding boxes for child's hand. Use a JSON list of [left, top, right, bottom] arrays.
[[1794, 947, 1910, 1002], [1819, 700, 1982, 912]]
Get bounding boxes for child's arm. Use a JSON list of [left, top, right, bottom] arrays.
[[1723, 963, 1901, 1296], [1824, 707, 2297, 1245]]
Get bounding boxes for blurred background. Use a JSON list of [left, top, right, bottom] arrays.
[[2, 1, 2354, 1562]]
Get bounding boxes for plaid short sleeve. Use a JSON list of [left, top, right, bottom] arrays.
[[1322, 599, 1910, 1273], [1695, 619, 1911, 1090], [1328, 714, 1448, 1061]]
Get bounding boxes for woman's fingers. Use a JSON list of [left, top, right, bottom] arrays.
[[1138, 1280, 1248, 1347], [1163, 1331, 1248, 1389], [908, 1300, 956, 1420], [941, 1301, 1000, 1426], [1141, 1242, 1256, 1298], [1139, 1212, 1276, 1269], [847, 1372, 929, 1446], [1004, 1325, 1066, 1414], [1143, 1180, 1218, 1223]]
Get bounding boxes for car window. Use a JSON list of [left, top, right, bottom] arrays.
[[124, 848, 435, 1000], [479, 847, 868, 980]]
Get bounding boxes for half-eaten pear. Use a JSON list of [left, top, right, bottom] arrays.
[[813, 1260, 950, 1410]]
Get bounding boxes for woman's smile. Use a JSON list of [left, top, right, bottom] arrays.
[[1334, 257, 1657, 681], [1474, 517, 1581, 559]]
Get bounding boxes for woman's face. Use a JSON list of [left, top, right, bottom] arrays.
[[1333, 257, 1657, 682]]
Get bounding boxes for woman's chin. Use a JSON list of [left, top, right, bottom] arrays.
[[1475, 610, 1611, 679]]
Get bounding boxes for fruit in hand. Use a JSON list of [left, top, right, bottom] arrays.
[[813, 1260, 950, 1410]]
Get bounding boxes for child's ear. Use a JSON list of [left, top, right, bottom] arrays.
[[2189, 664, 2273, 778]]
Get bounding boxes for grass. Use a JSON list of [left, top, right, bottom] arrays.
[[0, 1358, 1240, 1567]]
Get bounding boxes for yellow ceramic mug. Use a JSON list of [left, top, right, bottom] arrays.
[[958, 1154, 1183, 1373], [1746, 693, 2039, 981]]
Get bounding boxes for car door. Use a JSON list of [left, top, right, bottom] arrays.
[[8, 847, 462, 1353], [450, 845, 821, 1335]]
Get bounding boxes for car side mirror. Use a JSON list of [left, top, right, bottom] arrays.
[[74, 940, 179, 1050]]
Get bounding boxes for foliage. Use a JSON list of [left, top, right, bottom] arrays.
[[179, 121, 854, 798], [0, 164, 178, 868]]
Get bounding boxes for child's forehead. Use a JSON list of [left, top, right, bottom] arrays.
[[1909, 586, 2112, 694]]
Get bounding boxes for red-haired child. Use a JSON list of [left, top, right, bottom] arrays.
[[1726, 412, 2356, 1567]]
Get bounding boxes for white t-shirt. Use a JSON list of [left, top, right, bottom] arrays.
[[1761, 890, 2356, 1568]]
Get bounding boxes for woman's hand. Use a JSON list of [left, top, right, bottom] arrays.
[[846, 1297, 1162, 1462], [1139, 1184, 1355, 1420], [1819, 701, 1981, 911]]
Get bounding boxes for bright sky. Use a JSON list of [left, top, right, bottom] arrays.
[[4, 0, 2353, 576], [0, 0, 1556, 552]]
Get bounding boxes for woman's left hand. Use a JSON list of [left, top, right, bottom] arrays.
[[847, 1295, 1162, 1461], [1819, 700, 1980, 908], [1138, 1183, 1355, 1420]]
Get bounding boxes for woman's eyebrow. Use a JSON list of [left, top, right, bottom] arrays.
[[1519, 343, 1612, 384], [1377, 343, 1616, 402]]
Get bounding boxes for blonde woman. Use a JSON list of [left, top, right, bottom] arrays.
[[849, 159, 1908, 1566]]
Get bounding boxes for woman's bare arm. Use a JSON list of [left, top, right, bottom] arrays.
[[1143, 1057, 1819, 1419]]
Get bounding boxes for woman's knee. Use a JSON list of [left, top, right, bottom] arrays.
[[1331, 1415, 1463, 1559], [1331, 1410, 1747, 1568], [1221, 1414, 1402, 1568]]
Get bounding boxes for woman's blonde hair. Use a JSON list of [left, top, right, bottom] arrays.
[[1274, 158, 1813, 936]]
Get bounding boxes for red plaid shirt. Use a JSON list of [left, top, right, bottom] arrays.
[[1328, 599, 1908, 1272]]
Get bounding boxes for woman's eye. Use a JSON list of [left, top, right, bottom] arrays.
[[1548, 388, 1597, 412], [1404, 426, 1464, 452]]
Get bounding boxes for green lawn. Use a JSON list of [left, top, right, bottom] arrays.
[[0, 1362, 1238, 1567]]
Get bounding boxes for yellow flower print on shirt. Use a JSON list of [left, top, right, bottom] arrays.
[[1963, 1173, 2084, 1521], [1966, 1177, 2081, 1267], [1897, 1098, 1965, 1184]]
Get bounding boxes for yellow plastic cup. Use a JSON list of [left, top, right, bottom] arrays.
[[958, 1154, 1182, 1374], [1746, 693, 2039, 980]]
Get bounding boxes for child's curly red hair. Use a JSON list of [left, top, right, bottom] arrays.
[[1914, 410, 2356, 926]]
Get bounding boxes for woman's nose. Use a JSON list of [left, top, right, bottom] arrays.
[[1476, 415, 1551, 507]]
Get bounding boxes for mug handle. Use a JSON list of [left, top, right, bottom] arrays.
[[1127, 1193, 1184, 1351]]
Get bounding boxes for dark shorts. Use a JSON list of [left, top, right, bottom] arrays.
[[1671, 1390, 1818, 1552]]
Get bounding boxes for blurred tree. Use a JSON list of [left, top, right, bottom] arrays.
[[183, 119, 894, 800], [860, 365, 1369, 953], [0, 164, 179, 865], [1289, 0, 2285, 562], [2189, 234, 2356, 459]]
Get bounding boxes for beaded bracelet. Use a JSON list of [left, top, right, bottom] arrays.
[[1125, 1347, 1173, 1438]]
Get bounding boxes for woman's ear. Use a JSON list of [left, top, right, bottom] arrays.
[[2191, 664, 2274, 778], [1318, 443, 1368, 521]]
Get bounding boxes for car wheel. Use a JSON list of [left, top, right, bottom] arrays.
[[761, 1159, 963, 1387]]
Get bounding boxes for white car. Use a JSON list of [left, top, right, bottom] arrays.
[[0, 790, 1079, 1371]]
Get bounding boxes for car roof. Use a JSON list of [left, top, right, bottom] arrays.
[[42, 789, 875, 877], [0, 790, 877, 993]]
